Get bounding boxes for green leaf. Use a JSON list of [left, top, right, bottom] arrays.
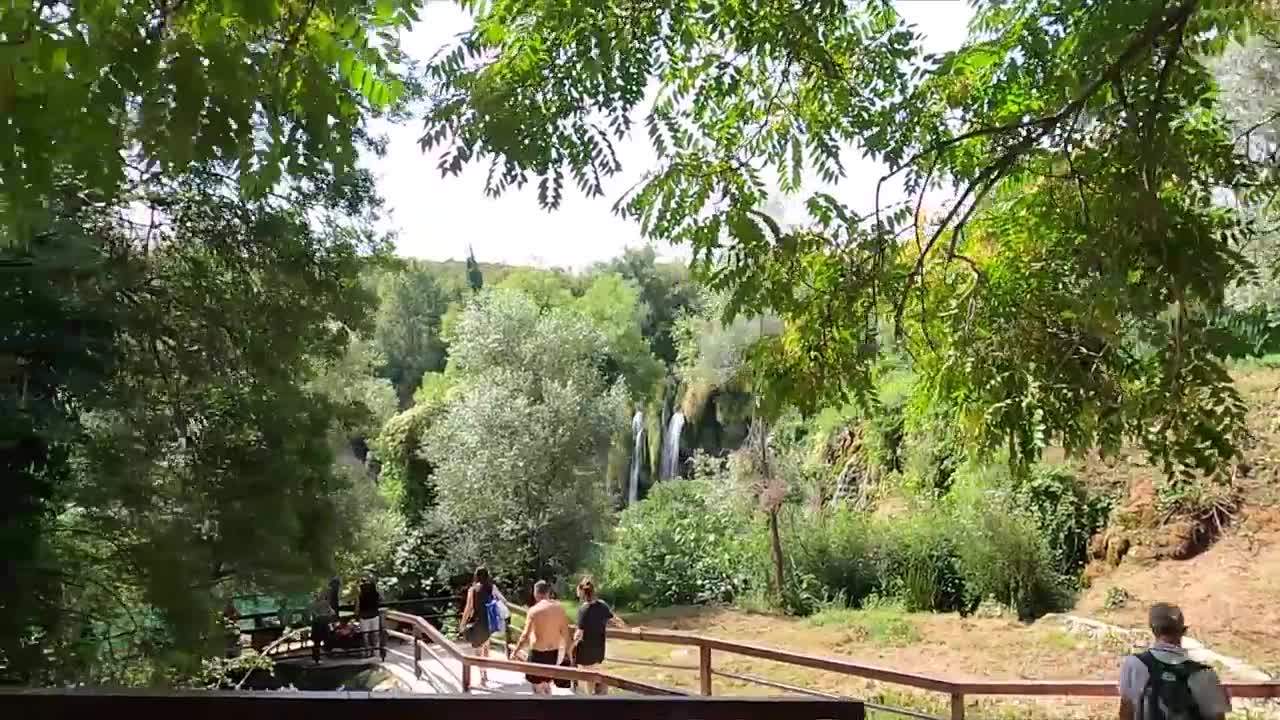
[[376, 0, 397, 23], [50, 45, 68, 73], [728, 213, 765, 247]]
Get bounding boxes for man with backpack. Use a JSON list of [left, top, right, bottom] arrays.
[[1119, 603, 1231, 720]]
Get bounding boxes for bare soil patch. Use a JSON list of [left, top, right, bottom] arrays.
[[1077, 528, 1280, 675]]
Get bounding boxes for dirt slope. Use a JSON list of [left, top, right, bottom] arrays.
[[1073, 366, 1280, 672], [1077, 526, 1280, 675]]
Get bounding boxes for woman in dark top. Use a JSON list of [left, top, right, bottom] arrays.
[[326, 577, 341, 615], [573, 576, 625, 695], [460, 566, 498, 685], [355, 576, 381, 658]]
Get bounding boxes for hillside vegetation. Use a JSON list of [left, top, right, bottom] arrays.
[[591, 366, 1280, 718], [11, 0, 1280, 698]]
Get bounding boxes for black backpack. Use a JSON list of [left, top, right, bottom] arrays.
[[1136, 651, 1207, 720]]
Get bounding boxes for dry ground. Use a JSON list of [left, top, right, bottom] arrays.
[[602, 605, 1126, 719], [1076, 527, 1280, 675]]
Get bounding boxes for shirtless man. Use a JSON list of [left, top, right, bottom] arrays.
[[509, 580, 571, 695]]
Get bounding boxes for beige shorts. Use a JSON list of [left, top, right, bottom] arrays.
[[575, 663, 603, 693], [359, 617, 380, 633]]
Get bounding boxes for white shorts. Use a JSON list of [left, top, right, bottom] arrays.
[[359, 617, 380, 633]]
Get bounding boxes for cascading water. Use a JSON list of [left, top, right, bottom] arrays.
[[659, 411, 685, 480], [628, 411, 644, 504]]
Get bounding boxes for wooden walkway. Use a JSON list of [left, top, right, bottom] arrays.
[[275, 635, 574, 696], [261, 603, 1280, 720], [383, 635, 574, 695]]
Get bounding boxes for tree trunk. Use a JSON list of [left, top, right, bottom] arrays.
[[753, 415, 786, 601], [768, 507, 784, 601]]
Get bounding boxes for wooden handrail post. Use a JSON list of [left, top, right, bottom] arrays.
[[461, 658, 471, 693], [699, 644, 713, 696], [950, 693, 964, 720], [379, 614, 387, 661], [413, 627, 421, 680]]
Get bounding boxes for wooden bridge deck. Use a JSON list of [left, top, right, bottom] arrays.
[[273, 634, 575, 696]]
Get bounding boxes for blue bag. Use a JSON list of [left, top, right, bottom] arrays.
[[485, 598, 505, 634]]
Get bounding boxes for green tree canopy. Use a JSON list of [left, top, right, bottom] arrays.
[[3, 175, 381, 683], [2, 0, 422, 244], [592, 247, 698, 365], [309, 335, 398, 438], [372, 267, 449, 404], [423, 290, 626, 586], [575, 273, 663, 398], [421, 0, 1277, 475], [3, 0, 424, 683], [494, 267, 577, 310]]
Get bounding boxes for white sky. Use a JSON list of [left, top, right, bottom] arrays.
[[368, 1, 975, 269]]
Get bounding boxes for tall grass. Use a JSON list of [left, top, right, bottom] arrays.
[[601, 451, 1083, 620], [780, 479, 1072, 618]]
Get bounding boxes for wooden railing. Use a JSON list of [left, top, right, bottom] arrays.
[[383, 608, 686, 696], [0, 688, 867, 720], [496, 604, 1280, 720]]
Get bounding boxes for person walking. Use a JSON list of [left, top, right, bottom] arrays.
[[1118, 603, 1230, 720], [460, 566, 501, 686], [509, 580, 572, 695], [222, 599, 242, 658], [326, 577, 341, 616], [572, 576, 625, 695], [355, 575, 382, 659], [307, 591, 333, 664]]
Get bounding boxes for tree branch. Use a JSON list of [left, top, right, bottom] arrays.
[[889, 0, 1200, 331]]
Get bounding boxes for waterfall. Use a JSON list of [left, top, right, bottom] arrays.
[[659, 411, 685, 480], [628, 411, 644, 504]]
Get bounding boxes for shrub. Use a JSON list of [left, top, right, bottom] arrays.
[[1015, 466, 1111, 576], [782, 505, 969, 614], [862, 367, 913, 476], [601, 480, 754, 607], [876, 511, 967, 613], [952, 486, 1069, 620], [1103, 586, 1131, 610], [899, 396, 965, 498], [788, 508, 880, 606]]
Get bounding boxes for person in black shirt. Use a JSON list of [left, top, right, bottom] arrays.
[[326, 577, 341, 616], [460, 566, 502, 686], [355, 576, 382, 659], [572, 576, 625, 695]]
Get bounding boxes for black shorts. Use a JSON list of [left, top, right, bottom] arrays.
[[526, 649, 558, 685], [575, 644, 605, 667]]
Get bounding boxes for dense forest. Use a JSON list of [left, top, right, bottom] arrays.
[[5, 0, 1280, 692]]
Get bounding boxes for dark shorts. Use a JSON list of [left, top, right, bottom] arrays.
[[575, 644, 605, 667], [526, 649, 558, 685], [465, 621, 490, 648]]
